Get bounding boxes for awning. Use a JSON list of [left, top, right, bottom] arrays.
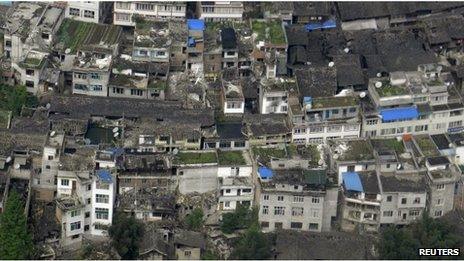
[[342, 172, 363, 192], [380, 106, 418, 122]]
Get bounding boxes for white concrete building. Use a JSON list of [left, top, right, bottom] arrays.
[[197, 1, 244, 22], [66, 1, 111, 23], [113, 1, 187, 26]]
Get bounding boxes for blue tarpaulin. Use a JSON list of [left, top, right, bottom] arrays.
[[322, 19, 336, 29], [188, 37, 195, 47], [305, 23, 322, 31], [97, 169, 113, 183], [187, 19, 205, 31], [259, 167, 273, 180], [342, 172, 363, 192], [380, 106, 418, 122]]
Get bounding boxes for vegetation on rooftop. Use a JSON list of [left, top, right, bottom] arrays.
[[376, 81, 409, 97], [251, 20, 286, 45], [175, 152, 217, 165], [252, 146, 287, 164], [109, 212, 144, 259], [148, 81, 167, 90], [415, 136, 438, 157], [218, 150, 246, 165], [340, 141, 374, 161], [312, 97, 358, 109], [379, 139, 405, 154], [0, 85, 38, 116], [57, 19, 93, 53]]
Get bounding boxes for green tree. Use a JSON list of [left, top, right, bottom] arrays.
[[108, 213, 144, 259], [230, 225, 272, 260], [0, 85, 38, 116], [202, 249, 219, 260], [220, 203, 254, 234], [379, 215, 463, 259], [185, 208, 204, 231], [0, 189, 33, 259]]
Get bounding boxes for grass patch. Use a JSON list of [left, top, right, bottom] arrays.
[[218, 150, 246, 165], [251, 20, 285, 45], [376, 81, 409, 97], [252, 146, 286, 164], [57, 19, 93, 52], [174, 152, 217, 165]]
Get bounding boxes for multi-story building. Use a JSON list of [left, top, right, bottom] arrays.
[[113, 1, 186, 26], [362, 64, 464, 138], [196, 1, 244, 22], [222, 80, 245, 114], [258, 78, 294, 114], [186, 19, 205, 74], [217, 151, 254, 212], [132, 20, 171, 63], [259, 169, 338, 232], [65, 1, 112, 24]]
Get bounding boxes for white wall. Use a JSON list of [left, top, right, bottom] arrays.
[[217, 166, 252, 178]]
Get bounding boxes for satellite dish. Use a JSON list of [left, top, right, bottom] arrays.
[[50, 131, 56, 137], [333, 154, 339, 160], [318, 159, 324, 166], [437, 65, 443, 71], [328, 61, 335, 67], [14, 163, 20, 169], [375, 81, 382, 88], [113, 132, 119, 138], [344, 48, 350, 53], [5, 156, 12, 163], [65, 48, 71, 54], [46, 103, 51, 109], [376, 72, 382, 77], [173, 148, 179, 155], [112, 127, 119, 133], [359, 92, 366, 98], [449, 143, 453, 148], [396, 164, 402, 170]]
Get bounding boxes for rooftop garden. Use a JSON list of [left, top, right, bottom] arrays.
[[148, 80, 167, 90], [415, 135, 439, 157], [373, 138, 405, 154], [339, 140, 374, 161], [300, 145, 321, 167], [251, 19, 286, 45], [57, 19, 93, 53], [252, 146, 287, 164], [218, 150, 247, 165], [375, 80, 409, 97], [174, 152, 217, 165], [312, 96, 358, 109], [21, 56, 45, 69]]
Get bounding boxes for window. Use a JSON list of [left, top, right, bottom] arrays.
[[263, 195, 269, 201], [293, 128, 305, 134], [176, 5, 182, 11], [434, 210, 443, 217], [242, 188, 251, 193], [95, 208, 109, 220], [69, 7, 80, 16], [219, 141, 231, 148], [309, 126, 323, 133], [290, 222, 302, 229], [274, 206, 285, 215], [291, 207, 304, 216], [437, 198, 443, 206], [261, 222, 269, 228], [130, 89, 143, 96], [225, 189, 231, 193], [262, 206, 268, 215], [436, 123, 447, 129], [311, 209, 319, 218], [413, 197, 421, 204], [409, 210, 420, 216], [94, 223, 108, 230], [61, 179, 69, 186], [71, 210, 80, 217], [136, 3, 154, 10], [90, 85, 102, 92], [312, 197, 320, 204], [281, 105, 288, 112], [224, 201, 230, 207], [25, 81, 34, 88], [48, 155, 53, 160], [84, 10, 95, 18], [274, 222, 283, 229], [85, 211, 90, 218], [184, 251, 191, 257], [116, 2, 131, 9], [87, 198, 91, 204], [115, 13, 130, 21], [84, 225, 90, 231], [414, 125, 428, 132], [293, 196, 304, 203], [383, 211, 393, 217], [309, 223, 319, 230], [26, 69, 34, 76], [90, 73, 100, 79], [5, 40, 11, 47], [70, 221, 81, 231], [234, 141, 245, 148], [74, 72, 87, 79], [366, 119, 378, 125], [401, 198, 407, 204], [437, 184, 445, 190], [96, 194, 109, 204], [157, 51, 166, 56], [87, 184, 91, 191], [277, 196, 284, 201], [74, 84, 88, 91], [449, 120, 463, 128], [45, 165, 50, 169]]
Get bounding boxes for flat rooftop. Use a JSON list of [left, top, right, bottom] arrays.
[[174, 151, 218, 165], [251, 19, 286, 46]]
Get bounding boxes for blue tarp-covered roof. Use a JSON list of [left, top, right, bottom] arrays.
[[305, 23, 322, 31], [342, 172, 363, 192], [97, 169, 113, 183], [259, 167, 273, 180], [380, 106, 418, 122], [187, 19, 205, 31], [322, 19, 336, 29]]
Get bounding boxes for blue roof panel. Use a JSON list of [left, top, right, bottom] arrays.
[[322, 19, 336, 29], [187, 19, 205, 31], [342, 172, 363, 192], [305, 23, 322, 31], [97, 169, 112, 183], [259, 167, 273, 180], [380, 106, 418, 122]]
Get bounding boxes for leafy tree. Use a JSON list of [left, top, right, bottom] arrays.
[[185, 208, 204, 231], [202, 249, 219, 260], [0, 189, 33, 259], [0, 85, 38, 115], [220, 204, 255, 234], [108, 212, 144, 259], [379, 215, 463, 259], [230, 225, 272, 260]]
